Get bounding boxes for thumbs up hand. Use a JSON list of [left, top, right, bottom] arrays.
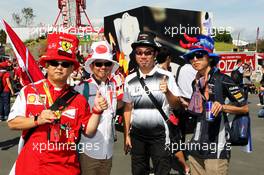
[[160, 75, 168, 93], [93, 91, 108, 112]]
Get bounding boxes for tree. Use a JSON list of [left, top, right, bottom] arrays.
[[0, 29, 7, 46], [214, 29, 233, 43], [12, 7, 35, 27], [12, 13, 22, 27], [257, 39, 264, 52], [22, 7, 35, 26]]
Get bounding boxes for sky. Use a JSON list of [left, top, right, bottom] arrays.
[[0, 0, 263, 42]]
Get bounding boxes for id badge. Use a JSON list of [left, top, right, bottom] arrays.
[[49, 124, 60, 143]]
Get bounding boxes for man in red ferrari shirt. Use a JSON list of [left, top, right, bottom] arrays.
[[0, 64, 14, 121], [7, 33, 108, 175]]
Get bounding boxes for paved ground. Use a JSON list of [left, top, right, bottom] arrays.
[[1, 94, 264, 175]]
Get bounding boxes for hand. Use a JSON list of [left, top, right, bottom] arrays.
[[180, 97, 189, 109], [38, 110, 57, 125], [160, 75, 168, 93], [124, 135, 132, 155], [93, 91, 108, 112], [211, 101, 223, 117]]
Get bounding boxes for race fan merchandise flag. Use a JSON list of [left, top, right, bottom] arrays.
[[116, 51, 129, 75], [0, 19, 44, 85]]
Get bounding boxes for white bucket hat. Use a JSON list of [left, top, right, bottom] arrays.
[[84, 41, 119, 74]]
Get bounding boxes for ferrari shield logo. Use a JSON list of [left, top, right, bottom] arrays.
[[59, 41, 73, 54], [61, 41, 72, 51]]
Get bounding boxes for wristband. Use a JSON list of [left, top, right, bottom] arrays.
[[92, 107, 103, 115], [34, 115, 39, 126]]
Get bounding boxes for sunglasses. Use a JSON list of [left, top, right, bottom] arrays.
[[47, 60, 73, 68], [93, 61, 113, 67], [188, 51, 208, 60], [135, 50, 154, 56]]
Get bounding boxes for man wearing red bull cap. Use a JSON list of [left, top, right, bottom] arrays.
[[180, 34, 249, 175], [7, 33, 108, 175]]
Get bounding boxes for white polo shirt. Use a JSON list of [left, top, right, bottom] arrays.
[[74, 77, 118, 159]]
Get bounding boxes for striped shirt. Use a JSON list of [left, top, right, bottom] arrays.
[[123, 66, 180, 142]]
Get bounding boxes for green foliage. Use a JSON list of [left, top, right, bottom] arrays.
[[257, 39, 264, 52], [12, 13, 22, 27], [213, 29, 233, 43], [215, 42, 234, 51], [0, 29, 7, 46], [12, 7, 35, 27], [22, 7, 35, 26]]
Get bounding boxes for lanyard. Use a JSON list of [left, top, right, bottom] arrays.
[[198, 67, 217, 100], [43, 81, 62, 119], [43, 81, 54, 106]]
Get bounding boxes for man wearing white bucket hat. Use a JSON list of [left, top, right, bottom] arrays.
[[75, 41, 122, 175]]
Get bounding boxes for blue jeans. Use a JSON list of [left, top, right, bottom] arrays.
[[0, 91, 11, 120]]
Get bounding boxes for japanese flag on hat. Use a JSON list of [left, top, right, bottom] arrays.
[[39, 33, 80, 69], [84, 41, 119, 73]]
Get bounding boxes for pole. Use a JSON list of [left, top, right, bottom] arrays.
[[237, 32, 240, 47], [256, 27, 259, 52], [25, 48, 47, 109]]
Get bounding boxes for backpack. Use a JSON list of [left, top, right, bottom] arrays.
[[231, 66, 243, 85], [174, 65, 197, 135], [213, 73, 249, 146], [225, 114, 249, 146], [258, 107, 264, 118]]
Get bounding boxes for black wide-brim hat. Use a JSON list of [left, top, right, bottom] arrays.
[[131, 31, 160, 51]]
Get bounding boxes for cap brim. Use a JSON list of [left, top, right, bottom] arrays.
[[39, 56, 80, 70], [84, 58, 119, 74], [182, 48, 207, 59], [182, 48, 220, 63], [131, 42, 159, 51]]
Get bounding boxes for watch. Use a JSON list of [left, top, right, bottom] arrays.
[[34, 115, 39, 126]]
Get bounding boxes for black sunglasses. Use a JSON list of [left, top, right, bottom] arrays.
[[188, 51, 208, 60], [93, 61, 113, 67], [135, 50, 154, 56], [47, 60, 73, 68]]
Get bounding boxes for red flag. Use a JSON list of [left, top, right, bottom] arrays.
[[1, 19, 44, 85]]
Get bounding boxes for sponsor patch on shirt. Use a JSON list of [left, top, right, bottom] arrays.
[[27, 94, 46, 105], [62, 108, 76, 119], [234, 92, 243, 99], [228, 86, 240, 91]]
